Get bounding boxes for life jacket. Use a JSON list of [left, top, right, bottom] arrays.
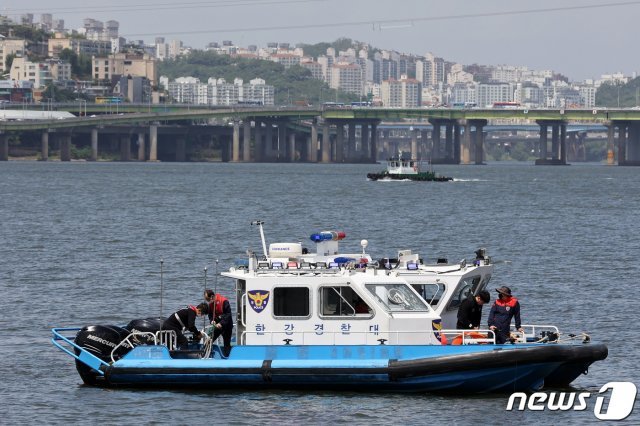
[[495, 296, 518, 309], [209, 294, 228, 317]]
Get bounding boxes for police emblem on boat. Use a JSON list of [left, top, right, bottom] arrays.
[[248, 290, 270, 313], [432, 319, 444, 343]]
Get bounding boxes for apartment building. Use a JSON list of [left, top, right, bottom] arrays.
[[48, 34, 111, 58], [9, 57, 53, 88], [166, 76, 274, 106], [416, 53, 446, 87], [330, 62, 363, 95], [240, 78, 275, 105], [0, 39, 27, 73], [476, 82, 515, 107], [92, 53, 157, 82], [300, 60, 323, 81], [270, 53, 301, 69], [381, 76, 421, 107]]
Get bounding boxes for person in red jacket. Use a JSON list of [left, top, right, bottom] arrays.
[[204, 289, 233, 356], [488, 286, 524, 344]]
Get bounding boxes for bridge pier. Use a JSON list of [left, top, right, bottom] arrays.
[[361, 123, 369, 161], [59, 133, 72, 161], [410, 128, 418, 159], [370, 122, 378, 163], [243, 121, 251, 162], [627, 122, 640, 165], [149, 124, 158, 161], [453, 124, 461, 163], [445, 123, 453, 159], [176, 136, 186, 162], [347, 123, 356, 161], [263, 121, 274, 160], [335, 122, 345, 163], [41, 131, 49, 161], [310, 119, 318, 162], [321, 121, 330, 163], [0, 133, 7, 161], [137, 132, 145, 161], [535, 120, 567, 165], [612, 120, 640, 166], [277, 121, 288, 161], [120, 134, 131, 161], [232, 121, 240, 162], [254, 120, 263, 162], [472, 120, 487, 165], [90, 129, 98, 161]]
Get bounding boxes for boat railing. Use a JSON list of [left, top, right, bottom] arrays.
[[519, 324, 560, 343], [239, 329, 493, 346], [109, 330, 178, 362], [51, 327, 110, 375], [438, 329, 497, 345], [109, 331, 156, 363], [156, 330, 178, 350], [254, 267, 343, 276]]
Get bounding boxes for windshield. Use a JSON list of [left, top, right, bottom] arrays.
[[365, 283, 430, 312]]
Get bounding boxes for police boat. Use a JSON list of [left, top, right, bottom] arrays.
[[51, 221, 607, 392]]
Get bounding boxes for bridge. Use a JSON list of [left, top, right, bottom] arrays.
[[1, 106, 639, 165]]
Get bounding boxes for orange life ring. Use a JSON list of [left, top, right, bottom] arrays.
[[451, 331, 487, 345]]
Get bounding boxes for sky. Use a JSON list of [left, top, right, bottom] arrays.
[[2, 0, 639, 81]]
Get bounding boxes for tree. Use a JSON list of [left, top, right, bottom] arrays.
[[5, 53, 16, 73]]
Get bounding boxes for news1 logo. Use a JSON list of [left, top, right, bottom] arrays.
[[506, 382, 637, 420]]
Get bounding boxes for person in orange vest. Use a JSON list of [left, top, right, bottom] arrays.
[[204, 289, 233, 356], [488, 286, 524, 344]]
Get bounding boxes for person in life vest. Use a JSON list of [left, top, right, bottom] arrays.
[[204, 289, 233, 356], [456, 290, 491, 329], [488, 286, 524, 344], [162, 302, 209, 349]]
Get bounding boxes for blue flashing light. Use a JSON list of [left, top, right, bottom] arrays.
[[310, 232, 333, 242]]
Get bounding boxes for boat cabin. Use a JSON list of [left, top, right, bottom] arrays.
[[222, 225, 494, 347], [386, 156, 420, 175]]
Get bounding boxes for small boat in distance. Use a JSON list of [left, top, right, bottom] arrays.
[[367, 151, 453, 182]]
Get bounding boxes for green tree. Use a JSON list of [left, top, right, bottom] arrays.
[[595, 77, 640, 107], [58, 49, 92, 78], [4, 53, 16, 73]]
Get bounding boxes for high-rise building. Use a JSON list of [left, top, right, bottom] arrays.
[[330, 62, 363, 95]]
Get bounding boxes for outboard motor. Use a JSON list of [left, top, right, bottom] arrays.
[[125, 317, 163, 345], [74, 325, 131, 385], [75, 325, 132, 362]]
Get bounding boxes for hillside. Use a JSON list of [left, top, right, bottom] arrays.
[[158, 50, 359, 105]]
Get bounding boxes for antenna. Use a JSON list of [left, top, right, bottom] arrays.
[[159, 259, 164, 331], [251, 220, 268, 257], [203, 266, 208, 329], [214, 259, 219, 298]]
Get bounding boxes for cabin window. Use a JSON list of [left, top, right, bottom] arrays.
[[273, 287, 310, 318], [365, 283, 429, 312], [446, 276, 482, 311], [319, 286, 372, 317], [412, 283, 445, 307]]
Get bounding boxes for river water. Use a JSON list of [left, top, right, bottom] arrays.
[[0, 161, 638, 425]]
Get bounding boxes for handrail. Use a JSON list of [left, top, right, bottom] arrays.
[[109, 331, 156, 363], [438, 329, 497, 344], [51, 327, 110, 375], [241, 329, 442, 346]]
